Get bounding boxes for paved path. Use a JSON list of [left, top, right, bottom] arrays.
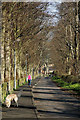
[[2, 77, 80, 119], [32, 77, 80, 119], [2, 83, 38, 119]]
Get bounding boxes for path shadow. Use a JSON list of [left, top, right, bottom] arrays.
[[33, 91, 56, 94], [33, 87, 75, 92], [34, 97, 80, 103], [37, 109, 80, 118], [33, 91, 73, 96], [2, 104, 36, 110], [23, 89, 32, 92], [21, 95, 33, 98], [17, 105, 36, 109]]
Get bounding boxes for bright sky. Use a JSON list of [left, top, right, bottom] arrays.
[[1, 0, 79, 2], [45, 2, 60, 26]]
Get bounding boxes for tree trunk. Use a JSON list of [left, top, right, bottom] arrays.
[[74, 1, 79, 61]]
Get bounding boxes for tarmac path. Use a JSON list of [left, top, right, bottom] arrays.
[[32, 77, 80, 119], [2, 77, 80, 120]]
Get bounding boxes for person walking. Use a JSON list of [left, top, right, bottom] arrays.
[[28, 75, 32, 86]]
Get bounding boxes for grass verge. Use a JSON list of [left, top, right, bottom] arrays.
[[52, 76, 80, 94]]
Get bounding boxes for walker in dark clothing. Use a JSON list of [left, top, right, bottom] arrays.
[[28, 79, 31, 85]]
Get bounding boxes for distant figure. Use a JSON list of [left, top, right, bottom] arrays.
[[28, 75, 32, 86]]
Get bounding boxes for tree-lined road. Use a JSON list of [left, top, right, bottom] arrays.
[[1, 2, 80, 120]]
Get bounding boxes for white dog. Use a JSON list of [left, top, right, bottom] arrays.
[[5, 89, 22, 108], [5, 94, 18, 108]]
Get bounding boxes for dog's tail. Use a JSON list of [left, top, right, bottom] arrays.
[[17, 89, 23, 98]]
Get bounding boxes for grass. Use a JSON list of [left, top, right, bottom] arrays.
[[63, 83, 80, 92], [52, 76, 80, 93]]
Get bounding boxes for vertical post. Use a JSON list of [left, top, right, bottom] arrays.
[[26, 57, 27, 82], [32, 68, 34, 79], [7, 82, 9, 94], [8, 67, 10, 91], [14, 49, 16, 89], [26, 54, 28, 82]]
